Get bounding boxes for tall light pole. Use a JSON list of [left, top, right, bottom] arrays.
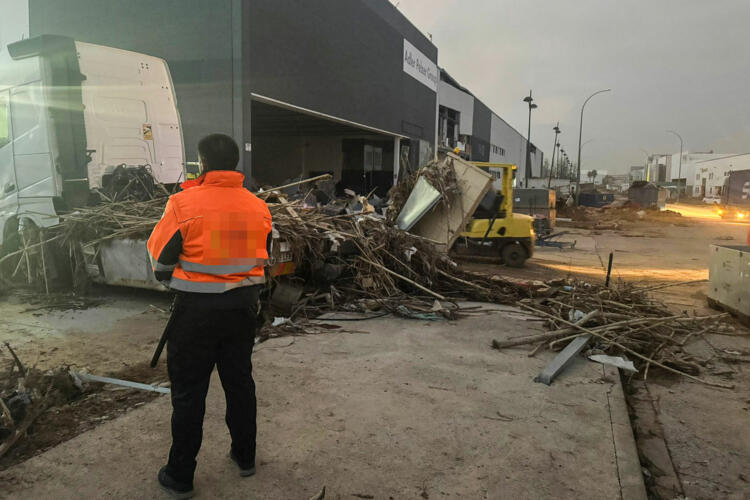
[[523, 90, 538, 187], [575, 88, 611, 204], [557, 146, 565, 177], [547, 122, 561, 188], [550, 140, 561, 184], [639, 148, 650, 181], [560, 148, 566, 178], [667, 130, 684, 201]]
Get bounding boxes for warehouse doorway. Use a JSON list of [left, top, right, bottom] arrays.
[[249, 96, 405, 197]]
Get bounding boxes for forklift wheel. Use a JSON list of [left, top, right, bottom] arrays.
[[501, 243, 526, 268]]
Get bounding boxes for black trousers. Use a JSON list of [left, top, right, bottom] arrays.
[[165, 300, 257, 484]]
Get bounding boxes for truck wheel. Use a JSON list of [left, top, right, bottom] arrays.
[[501, 242, 526, 268]]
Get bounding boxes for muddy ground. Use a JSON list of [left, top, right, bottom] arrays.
[[0, 289, 174, 470], [0, 362, 167, 470], [469, 202, 750, 499]]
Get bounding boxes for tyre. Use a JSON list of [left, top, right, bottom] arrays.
[[501, 242, 527, 268]]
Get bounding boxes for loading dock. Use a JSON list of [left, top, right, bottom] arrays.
[[250, 95, 405, 195]]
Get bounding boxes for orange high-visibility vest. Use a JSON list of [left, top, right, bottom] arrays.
[[147, 170, 272, 293]]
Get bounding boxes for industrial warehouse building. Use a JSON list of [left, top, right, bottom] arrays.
[[1, 0, 544, 193], [1, 0, 439, 195], [693, 153, 750, 198], [646, 152, 747, 197], [437, 70, 543, 182]]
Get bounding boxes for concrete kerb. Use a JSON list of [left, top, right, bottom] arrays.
[[604, 365, 647, 500]]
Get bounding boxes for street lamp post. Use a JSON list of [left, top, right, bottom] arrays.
[[559, 148, 566, 178], [667, 130, 684, 201], [523, 90, 538, 188], [547, 122, 561, 188], [575, 89, 611, 204], [639, 148, 650, 182]]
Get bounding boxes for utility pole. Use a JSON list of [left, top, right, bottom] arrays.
[[667, 130, 684, 202], [523, 90, 537, 188], [575, 89, 611, 205], [547, 123, 561, 189]]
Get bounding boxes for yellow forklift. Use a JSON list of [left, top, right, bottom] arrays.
[[453, 163, 535, 267]]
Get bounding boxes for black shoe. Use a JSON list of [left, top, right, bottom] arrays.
[[229, 450, 256, 477], [158, 466, 195, 499]]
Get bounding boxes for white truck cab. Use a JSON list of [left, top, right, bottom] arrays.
[[0, 35, 184, 247]]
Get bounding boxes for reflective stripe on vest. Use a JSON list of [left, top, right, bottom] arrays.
[[148, 252, 176, 272], [178, 258, 267, 275], [169, 275, 266, 293]]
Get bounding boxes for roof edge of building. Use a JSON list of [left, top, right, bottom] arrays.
[[694, 152, 750, 164], [438, 67, 541, 153], [365, 0, 437, 59]]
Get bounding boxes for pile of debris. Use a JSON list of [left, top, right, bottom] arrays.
[[560, 201, 684, 231], [0, 343, 81, 461], [0, 343, 169, 467], [2, 154, 519, 315], [1, 154, 739, 390], [492, 280, 735, 388]]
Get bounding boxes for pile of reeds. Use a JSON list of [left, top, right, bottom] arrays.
[[491, 280, 736, 388], [0, 169, 741, 389]]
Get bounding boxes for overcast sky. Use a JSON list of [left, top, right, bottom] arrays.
[[395, 0, 750, 174]]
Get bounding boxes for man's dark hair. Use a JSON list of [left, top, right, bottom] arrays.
[[198, 134, 240, 171]]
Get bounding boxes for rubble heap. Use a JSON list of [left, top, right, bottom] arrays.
[[0, 158, 738, 390], [560, 202, 684, 231], [0, 343, 81, 460], [0, 343, 168, 467], [494, 280, 736, 389], [51, 191, 531, 316]]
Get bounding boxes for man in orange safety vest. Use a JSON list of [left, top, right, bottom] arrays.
[[147, 134, 271, 498]]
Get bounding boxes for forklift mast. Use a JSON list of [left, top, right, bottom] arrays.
[[470, 162, 517, 215]]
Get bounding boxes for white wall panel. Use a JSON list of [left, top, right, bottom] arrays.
[[438, 81, 473, 135]]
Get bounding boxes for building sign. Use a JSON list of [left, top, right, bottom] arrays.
[[403, 39, 438, 92]]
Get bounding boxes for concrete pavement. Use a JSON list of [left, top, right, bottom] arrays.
[[0, 304, 645, 499]]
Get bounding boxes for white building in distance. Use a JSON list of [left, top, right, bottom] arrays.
[[646, 152, 734, 196], [693, 153, 750, 198]]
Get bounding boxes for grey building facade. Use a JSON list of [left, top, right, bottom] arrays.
[[437, 69, 543, 181], [4, 0, 438, 191]]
